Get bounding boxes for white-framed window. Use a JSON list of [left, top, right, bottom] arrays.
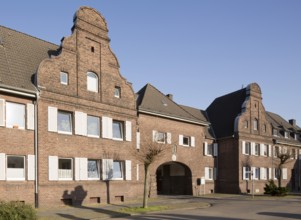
[[154, 131, 166, 143], [87, 115, 100, 137], [114, 86, 121, 98], [253, 167, 260, 180], [243, 142, 251, 155], [57, 111, 72, 134], [294, 133, 298, 140], [274, 146, 281, 158], [253, 119, 258, 131], [179, 135, 195, 147], [284, 131, 289, 139], [60, 71, 68, 85], [113, 120, 124, 140], [260, 167, 268, 180], [205, 167, 214, 180], [273, 129, 278, 136], [261, 144, 268, 157], [87, 72, 98, 92], [6, 102, 25, 129], [58, 158, 73, 180], [88, 159, 101, 180], [113, 160, 124, 180], [243, 166, 251, 180], [254, 143, 260, 156], [6, 155, 25, 181]]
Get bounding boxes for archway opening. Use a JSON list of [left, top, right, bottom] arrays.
[[156, 162, 192, 195]]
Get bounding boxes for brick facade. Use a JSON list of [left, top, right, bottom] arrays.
[[0, 6, 300, 208]]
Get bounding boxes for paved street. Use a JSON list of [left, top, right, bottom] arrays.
[[114, 196, 301, 220]]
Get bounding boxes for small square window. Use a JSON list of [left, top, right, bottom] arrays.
[[183, 136, 190, 146], [113, 120, 124, 140], [60, 72, 68, 85], [87, 116, 100, 137], [58, 111, 72, 134], [114, 87, 121, 98], [155, 132, 166, 143]]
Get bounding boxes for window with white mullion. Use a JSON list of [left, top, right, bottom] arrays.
[[113, 120, 124, 140], [57, 111, 72, 134], [88, 159, 101, 180], [58, 158, 73, 180]]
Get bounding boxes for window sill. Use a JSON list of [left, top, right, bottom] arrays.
[[58, 178, 73, 181], [58, 131, 72, 135], [113, 138, 124, 142], [6, 178, 26, 181], [87, 135, 100, 138]]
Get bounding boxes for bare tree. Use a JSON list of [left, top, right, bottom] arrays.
[[132, 138, 167, 208], [274, 148, 293, 187]]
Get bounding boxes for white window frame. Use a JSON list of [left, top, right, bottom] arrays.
[[154, 131, 166, 144], [253, 119, 258, 131], [87, 115, 100, 138], [254, 143, 260, 156], [60, 71, 68, 85], [57, 111, 73, 135], [6, 155, 25, 181], [245, 142, 251, 155], [243, 166, 251, 180], [205, 167, 214, 181], [112, 120, 124, 141], [87, 71, 98, 92], [182, 136, 190, 147], [112, 160, 124, 180], [58, 158, 73, 181], [114, 86, 121, 98], [87, 159, 101, 180], [5, 102, 25, 129], [284, 131, 289, 139]]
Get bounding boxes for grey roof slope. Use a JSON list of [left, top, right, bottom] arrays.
[[206, 88, 247, 138], [137, 83, 209, 125], [266, 111, 301, 133], [0, 26, 59, 92]]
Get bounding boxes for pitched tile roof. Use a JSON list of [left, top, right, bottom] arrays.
[[136, 83, 209, 125], [266, 111, 301, 133], [206, 88, 246, 138], [0, 26, 59, 92]]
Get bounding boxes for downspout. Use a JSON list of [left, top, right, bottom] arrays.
[[34, 92, 39, 208]]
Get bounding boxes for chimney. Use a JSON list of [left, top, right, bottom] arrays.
[[289, 119, 296, 127], [166, 94, 173, 100]]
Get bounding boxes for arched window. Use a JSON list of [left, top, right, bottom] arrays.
[[87, 72, 98, 92]]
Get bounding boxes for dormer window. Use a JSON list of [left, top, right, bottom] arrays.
[[87, 72, 98, 92], [284, 131, 289, 139], [294, 133, 298, 140], [273, 129, 278, 136]]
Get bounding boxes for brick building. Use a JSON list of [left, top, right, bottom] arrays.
[[207, 83, 301, 194], [0, 6, 300, 208], [136, 84, 216, 197]]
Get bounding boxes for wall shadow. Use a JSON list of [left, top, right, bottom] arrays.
[[258, 212, 301, 219]]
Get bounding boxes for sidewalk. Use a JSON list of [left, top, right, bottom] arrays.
[[37, 196, 211, 220]]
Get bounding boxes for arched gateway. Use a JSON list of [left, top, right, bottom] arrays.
[[156, 162, 192, 195]]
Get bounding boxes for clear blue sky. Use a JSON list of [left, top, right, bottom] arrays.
[[1, 0, 301, 125]]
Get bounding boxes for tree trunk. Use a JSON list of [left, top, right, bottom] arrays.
[[143, 164, 150, 208], [277, 167, 282, 188]]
